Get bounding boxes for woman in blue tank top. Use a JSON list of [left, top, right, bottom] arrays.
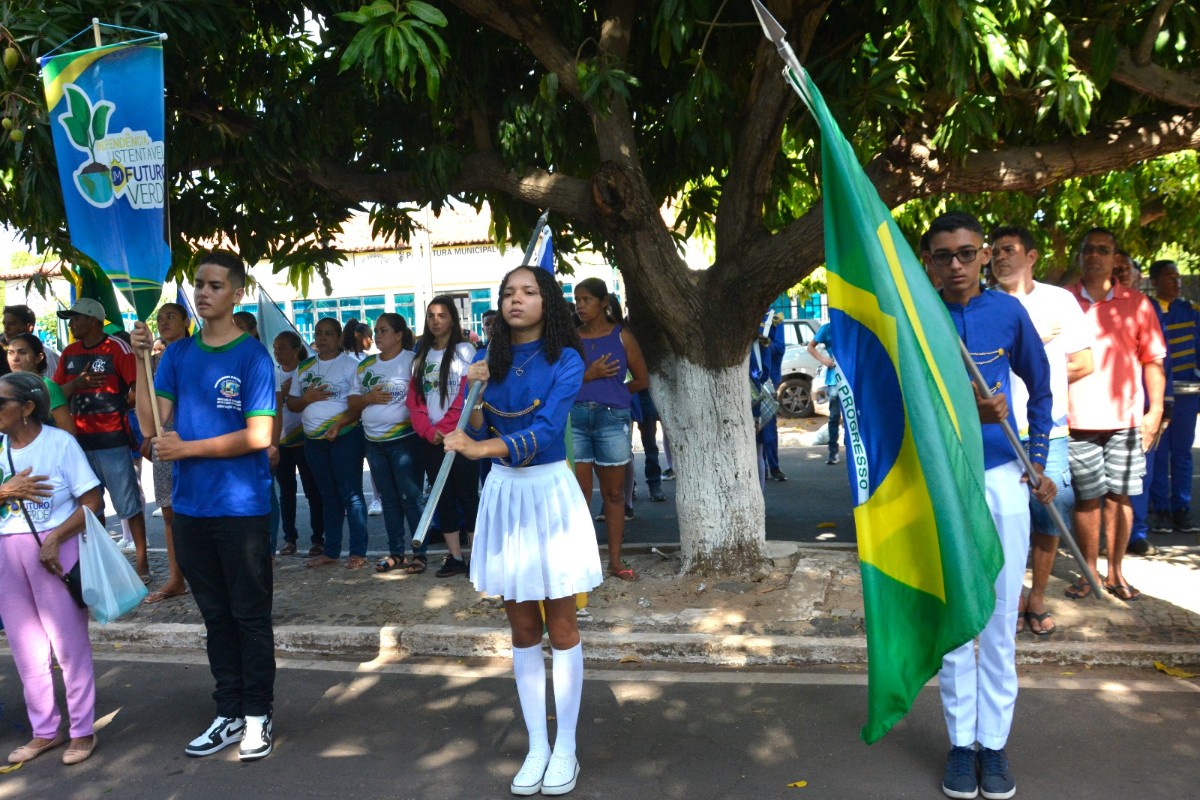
[[570, 278, 648, 581]]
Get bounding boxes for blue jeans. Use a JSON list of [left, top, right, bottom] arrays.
[[827, 393, 842, 456], [304, 428, 368, 558], [637, 388, 663, 488], [366, 435, 427, 558]]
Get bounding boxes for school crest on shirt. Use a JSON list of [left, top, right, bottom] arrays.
[[214, 375, 243, 411], [421, 361, 460, 399], [362, 369, 406, 404], [0, 455, 50, 523]]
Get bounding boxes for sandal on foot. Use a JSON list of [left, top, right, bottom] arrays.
[[1064, 579, 1093, 600], [143, 588, 188, 604], [375, 555, 408, 573], [278, 543, 297, 556], [607, 565, 638, 582], [307, 545, 324, 557], [346, 555, 369, 570], [1025, 610, 1056, 636], [306, 555, 339, 568], [405, 556, 428, 574], [1105, 582, 1141, 601]]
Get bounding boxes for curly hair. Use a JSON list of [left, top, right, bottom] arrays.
[[488, 266, 582, 383]]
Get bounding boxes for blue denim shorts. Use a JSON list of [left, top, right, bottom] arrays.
[[1030, 437, 1073, 536], [570, 402, 632, 466]]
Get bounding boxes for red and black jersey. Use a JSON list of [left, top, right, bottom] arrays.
[[52, 335, 137, 451]]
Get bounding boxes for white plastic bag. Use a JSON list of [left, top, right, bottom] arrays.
[[78, 507, 148, 623]]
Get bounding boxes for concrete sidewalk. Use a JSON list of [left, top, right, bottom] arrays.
[[84, 539, 1200, 670]]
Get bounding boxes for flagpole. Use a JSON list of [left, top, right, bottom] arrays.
[[411, 211, 550, 549], [958, 342, 1103, 600], [92, 18, 102, 47]]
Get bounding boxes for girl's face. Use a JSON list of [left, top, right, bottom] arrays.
[[374, 321, 402, 354], [156, 307, 188, 342], [6, 340, 41, 374], [357, 330, 374, 352], [313, 321, 341, 357], [573, 288, 605, 324], [273, 336, 301, 369], [502, 269, 545, 332], [425, 303, 453, 340]]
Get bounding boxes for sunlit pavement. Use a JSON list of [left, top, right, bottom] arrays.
[[0, 652, 1195, 799]]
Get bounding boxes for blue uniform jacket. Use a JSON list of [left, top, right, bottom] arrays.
[[1152, 297, 1200, 395], [943, 291, 1053, 469]]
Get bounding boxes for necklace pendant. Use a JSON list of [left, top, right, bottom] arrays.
[[514, 367, 523, 377]]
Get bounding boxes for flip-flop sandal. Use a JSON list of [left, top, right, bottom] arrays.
[[143, 589, 188, 604], [375, 555, 409, 573], [607, 566, 638, 582], [1105, 583, 1141, 601], [1064, 579, 1093, 600], [404, 557, 428, 574], [1025, 610, 1056, 635]]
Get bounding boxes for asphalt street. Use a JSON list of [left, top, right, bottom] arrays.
[[0, 651, 1195, 799]]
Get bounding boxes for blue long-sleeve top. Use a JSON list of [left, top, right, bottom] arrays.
[[467, 340, 584, 467], [1153, 297, 1200, 394], [943, 290, 1053, 469]]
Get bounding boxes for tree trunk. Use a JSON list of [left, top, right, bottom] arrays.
[[650, 355, 771, 577]]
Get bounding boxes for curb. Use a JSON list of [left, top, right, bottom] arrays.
[[89, 623, 1200, 669]]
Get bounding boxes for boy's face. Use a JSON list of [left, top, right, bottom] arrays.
[[194, 262, 244, 321], [925, 228, 988, 298]]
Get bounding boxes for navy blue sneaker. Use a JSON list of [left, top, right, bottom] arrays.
[[978, 747, 1015, 799], [942, 746, 979, 799]]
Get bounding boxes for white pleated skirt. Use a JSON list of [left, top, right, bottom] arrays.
[[470, 460, 603, 602]]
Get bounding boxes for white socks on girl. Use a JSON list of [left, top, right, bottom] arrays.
[[509, 642, 585, 796]]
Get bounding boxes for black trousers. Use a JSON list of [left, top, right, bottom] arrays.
[[277, 443, 324, 546], [419, 438, 479, 533], [174, 513, 275, 718], [638, 389, 663, 488]]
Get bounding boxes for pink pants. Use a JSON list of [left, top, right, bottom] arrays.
[[0, 534, 95, 739]]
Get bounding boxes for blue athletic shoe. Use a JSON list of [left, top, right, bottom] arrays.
[[978, 747, 1016, 799], [942, 746, 979, 799]]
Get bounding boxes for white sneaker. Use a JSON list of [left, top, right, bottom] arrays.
[[541, 750, 580, 796], [184, 716, 244, 757], [509, 746, 551, 795], [121, 540, 136, 553], [367, 499, 383, 516], [152, 507, 164, 517], [239, 713, 273, 761]]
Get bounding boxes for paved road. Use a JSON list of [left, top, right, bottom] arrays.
[[0, 651, 1195, 799], [126, 442, 1200, 555]]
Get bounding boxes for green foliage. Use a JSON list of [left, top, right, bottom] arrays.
[[0, 0, 1197, 297]]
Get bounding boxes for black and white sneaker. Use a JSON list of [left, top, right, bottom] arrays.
[[184, 716, 244, 757], [239, 713, 273, 761]]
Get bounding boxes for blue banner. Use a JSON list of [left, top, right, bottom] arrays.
[[40, 38, 169, 320]]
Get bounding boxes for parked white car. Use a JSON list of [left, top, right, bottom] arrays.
[[776, 318, 824, 417]]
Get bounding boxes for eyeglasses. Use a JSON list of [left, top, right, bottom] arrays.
[[1081, 244, 1113, 256], [929, 248, 980, 268]]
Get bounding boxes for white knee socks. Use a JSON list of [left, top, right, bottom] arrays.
[[512, 644, 549, 752], [551, 642, 583, 757]]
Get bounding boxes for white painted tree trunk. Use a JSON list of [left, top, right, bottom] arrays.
[[650, 355, 770, 575]]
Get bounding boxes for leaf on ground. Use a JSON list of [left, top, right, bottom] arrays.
[[1154, 661, 1198, 679], [1060, 671, 1074, 677], [787, 779, 808, 788], [619, 655, 641, 664], [817, 522, 836, 529]]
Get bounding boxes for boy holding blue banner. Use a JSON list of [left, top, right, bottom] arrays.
[[924, 212, 1055, 800], [130, 251, 278, 762]]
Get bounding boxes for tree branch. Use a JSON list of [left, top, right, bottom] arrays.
[[1135, 0, 1178, 66], [299, 152, 598, 226], [1073, 30, 1200, 108], [713, 0, 831, 261]]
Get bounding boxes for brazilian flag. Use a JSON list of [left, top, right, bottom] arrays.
[[786, 67, 1003, 743]]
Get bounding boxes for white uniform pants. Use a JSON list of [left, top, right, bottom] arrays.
[[939, 460, 1030, 750]]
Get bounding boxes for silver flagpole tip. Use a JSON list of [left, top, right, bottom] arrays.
[[749, 0, 787, 43]]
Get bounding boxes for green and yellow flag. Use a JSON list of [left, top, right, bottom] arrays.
[[787, 70, 1003, 742]]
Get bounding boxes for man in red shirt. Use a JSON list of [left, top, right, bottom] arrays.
[[53, 298, 149, 581], [1065, 229, 1166, 603]]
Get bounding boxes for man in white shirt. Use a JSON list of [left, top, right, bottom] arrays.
[[990, 226, 1093, 636]]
